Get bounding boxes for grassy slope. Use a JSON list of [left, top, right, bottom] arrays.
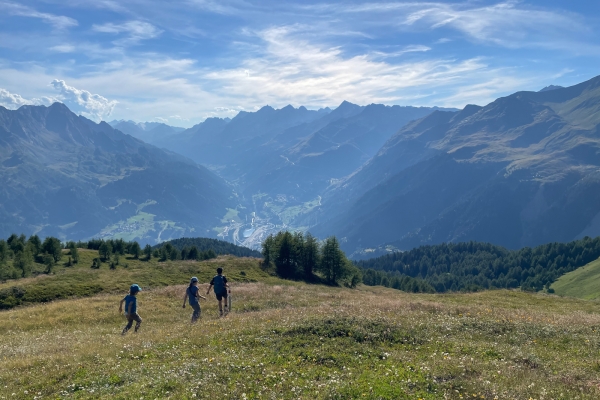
[[0, 250, 269, 306], [551, 257, 600, 300], [2, 258, 600, 399]]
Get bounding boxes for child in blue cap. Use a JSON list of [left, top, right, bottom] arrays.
[[182, 276, 206, 323], [119, 284, 142, 335]]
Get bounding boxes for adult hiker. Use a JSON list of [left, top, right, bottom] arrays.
[[119, 284, 142, 335], [206, 267, 229, 317], [182, 276, 206, 323]]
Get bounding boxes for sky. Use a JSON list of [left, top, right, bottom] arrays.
[[0, 0, 599, 127]]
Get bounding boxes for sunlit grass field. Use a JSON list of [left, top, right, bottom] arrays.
[[551, 257, 600, 300], [2, 254, 600, 400]]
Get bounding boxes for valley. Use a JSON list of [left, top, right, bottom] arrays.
[[3, 76, 600, 258]]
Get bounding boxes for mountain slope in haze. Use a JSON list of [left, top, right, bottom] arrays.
[[0, 103, 235, 243], [109, 120, 185, 144], [308, 75, 600, 255], [158, 105, 330, 170], [241, 103, 455, 200]]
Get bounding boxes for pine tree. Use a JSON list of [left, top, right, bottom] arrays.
[[274, 231, 298, 279], [206, 249, 217, 259], [318, 236, 352, 286], [42, 237, 62, 262], [129, 242, 141, 259], [144, 244, 153, 260], [27, 235, 42, 256], [99, 241, 112, 261], [71, 246, 79, 264], [188, 246, 199, 260], [169, 248, 179, 261], [14, 246, 34, 277], [43, 253, 55, 274], [0, 240, 8, 265], [261, 234, 275, 267], [302, 233, 320, 280]]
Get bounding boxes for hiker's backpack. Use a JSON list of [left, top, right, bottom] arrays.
[[213, 275, 226, 294]]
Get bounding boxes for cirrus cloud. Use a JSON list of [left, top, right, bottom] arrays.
[[92, 20, 162, 45], [0, 1, 77, 30]]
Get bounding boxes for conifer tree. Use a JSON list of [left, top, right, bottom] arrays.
[[144, 244, 152, 260], [27, 235, 42, 256], [14, 246, 34, 277], [42, 237, 62, 262], [302, 233, 320, 280], [188, 246, 199, 260], [99, 241, 112, 261], [274, 231, 298, 278], [43, 253, 55, 274], [318, 236, 352, 286], [129, 242, 141, 259]]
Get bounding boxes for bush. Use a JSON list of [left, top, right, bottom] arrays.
[[91, 258, 101, 269]]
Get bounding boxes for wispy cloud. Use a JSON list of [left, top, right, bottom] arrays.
[[50, 79, 117, 121], [335, 1, 591, 51], [168, 114, 189, 121], [93, 20, 162, 45], [50, 44, 76, 53], [401, 1, 587, 49], [0, 1, 78, 30], [0, 0, 596, 125], [204, 26, 494, 106]]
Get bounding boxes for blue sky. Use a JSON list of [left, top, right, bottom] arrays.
[[0, 0, 599, 127]]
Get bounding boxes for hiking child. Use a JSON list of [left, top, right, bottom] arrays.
[[206, 267, 229, 316], [119, 284, 142, 335], [183, 276, 206, 323]]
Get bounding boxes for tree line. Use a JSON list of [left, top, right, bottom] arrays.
[[356, 237, 600, 293], [261, 231, 362, 287], [159, 237, 262, 258], [1, 234, 261, 282], [0, 234, 71, 280]]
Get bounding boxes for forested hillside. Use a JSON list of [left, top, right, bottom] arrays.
[[155, 237, 262, 258], [357, 236, 600, 293]]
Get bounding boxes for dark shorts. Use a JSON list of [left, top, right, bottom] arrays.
[[215, 291, 228, 301]]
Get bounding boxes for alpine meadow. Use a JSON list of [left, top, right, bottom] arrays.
[[2, 1, 600, 399]]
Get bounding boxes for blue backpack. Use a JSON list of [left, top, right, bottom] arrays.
[[213, 275, 226, 294]]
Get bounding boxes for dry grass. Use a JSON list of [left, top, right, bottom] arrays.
[[1, 281, 600, 399]]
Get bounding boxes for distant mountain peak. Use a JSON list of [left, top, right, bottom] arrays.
[[258, 105, 275, 113], [338, 100, 358, 108], [539, 85, 564, 92]]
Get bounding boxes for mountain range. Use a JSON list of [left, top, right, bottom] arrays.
[[2, 76, 600, 256], [306, 75, 600, 257], [0, 103, 235, 243], [108, 120, 186, 144]]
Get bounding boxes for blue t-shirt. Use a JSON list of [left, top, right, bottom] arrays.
[[187, 285, 199, 305], [210, 275, 227, 294], [124, 294, 137, 314]]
